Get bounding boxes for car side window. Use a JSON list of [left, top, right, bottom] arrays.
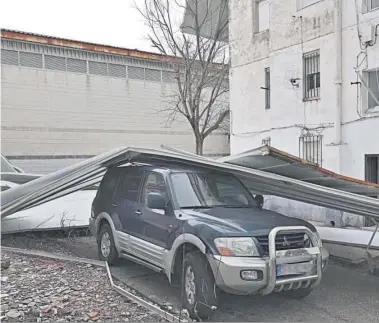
[[142, 172, 167, 206], [115, 170, 144, 202], [98, 170, 120, 199]]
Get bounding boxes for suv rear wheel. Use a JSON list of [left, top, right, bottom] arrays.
[[98, 223, 118, 265], [181, 251, 219, 321]]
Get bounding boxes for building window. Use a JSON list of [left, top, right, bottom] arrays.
[[303, 50, 320, 100], [369, 0, 379, 10], [298, 0, 322, 9], [367, 70, 379, 110], [264, 67, 270, 109], [262, 137, 271, 146], [299, 133, 322, 165], [257, 0, 270, 32]]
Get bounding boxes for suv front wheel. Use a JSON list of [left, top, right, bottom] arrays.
[[98, 223, 119, 265], [181, 251, 219, 321]]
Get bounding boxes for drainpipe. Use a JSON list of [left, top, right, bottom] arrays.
[[334, 0, 344, 226], [334, 0, 342, 145]]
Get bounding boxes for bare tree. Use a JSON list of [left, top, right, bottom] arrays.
[[137, 0, 229, 155]]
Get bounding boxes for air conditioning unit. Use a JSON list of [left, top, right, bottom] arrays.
[[360, 23, 377, 44]]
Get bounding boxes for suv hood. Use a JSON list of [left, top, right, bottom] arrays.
[[182, 207, 315, 235]]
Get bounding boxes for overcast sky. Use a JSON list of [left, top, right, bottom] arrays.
[[1, 0, 171, 53]]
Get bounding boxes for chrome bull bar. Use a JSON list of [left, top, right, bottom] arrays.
[[261, 226, 323, 296]]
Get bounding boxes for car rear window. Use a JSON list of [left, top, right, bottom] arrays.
[[115, 170, 144, 202]]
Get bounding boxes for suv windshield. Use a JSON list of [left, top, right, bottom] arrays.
[[170, 171, 257, 209]]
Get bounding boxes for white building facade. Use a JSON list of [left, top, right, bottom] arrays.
[[182, 0, 379, 227], [227, 0, 379, 227]]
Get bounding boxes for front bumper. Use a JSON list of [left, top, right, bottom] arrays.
[[207, 226, 329, 295]]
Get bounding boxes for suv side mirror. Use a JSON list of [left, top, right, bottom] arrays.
[[255, 194, 264, 209], [147, 192, 166, 210]]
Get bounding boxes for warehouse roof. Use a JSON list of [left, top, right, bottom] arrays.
[[1, 29, 178, 63]]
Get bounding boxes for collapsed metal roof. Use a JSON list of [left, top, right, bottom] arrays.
[[218, 145, 379, 196], [1, 146, 379, 219]]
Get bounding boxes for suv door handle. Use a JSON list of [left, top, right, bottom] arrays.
[[134, 210, 142, 215]]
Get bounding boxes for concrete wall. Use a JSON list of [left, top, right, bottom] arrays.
[[229, 0, 379, 227], [1, 41, 230, 173]]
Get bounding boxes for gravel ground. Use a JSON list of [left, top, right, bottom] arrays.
[[1, 231, 93, 258], [0, 251, 165, 322]]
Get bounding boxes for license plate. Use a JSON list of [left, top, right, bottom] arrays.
[[276, 261, 313, 276]]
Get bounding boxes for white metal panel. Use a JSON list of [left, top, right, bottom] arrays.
[[2, 146, 379, 219]]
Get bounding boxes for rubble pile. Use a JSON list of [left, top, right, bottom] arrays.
[[0, 251, 164, 322]]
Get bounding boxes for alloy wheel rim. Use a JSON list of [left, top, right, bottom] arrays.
[[101, 232, 111, 258], [185, 265, 196, 305]]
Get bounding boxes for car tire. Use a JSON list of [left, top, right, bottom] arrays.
[[98, 223, 119, 265], [181, 251, 219, 321], [282, 287, 313, 299]]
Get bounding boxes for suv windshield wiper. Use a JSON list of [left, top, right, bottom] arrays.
[[218, 205, 255, 208], [180, 205, 214, 209]]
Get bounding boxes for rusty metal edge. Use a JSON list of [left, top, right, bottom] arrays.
[[267, 146, 379, 189], [0, 29, 178, 63], [104, 262, 187, 322], [222, 145, 379, 190]]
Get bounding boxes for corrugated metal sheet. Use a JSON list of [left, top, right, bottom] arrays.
[[1, 29, 178, 63], [1, 146, 379, 219], [218, 145, 379, 196]]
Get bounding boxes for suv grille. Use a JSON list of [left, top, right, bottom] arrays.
[[255, 233, 306, 254]]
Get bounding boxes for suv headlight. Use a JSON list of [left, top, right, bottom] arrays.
[[214, 237, 260, 257]]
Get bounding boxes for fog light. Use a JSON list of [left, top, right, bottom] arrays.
[[241, 270, 258, 281]]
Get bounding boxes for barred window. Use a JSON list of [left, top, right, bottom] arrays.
[[299, 133, 322, 165], [367, 70, 379, 110], [262, 137, 271, 146], [303, 50, 320, 100]]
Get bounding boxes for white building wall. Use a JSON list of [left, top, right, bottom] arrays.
[[229, 0, 379, 227], [1, 40, 230, 173]]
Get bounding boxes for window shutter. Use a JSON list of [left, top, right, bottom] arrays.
[[1, 49, 18, 66], [67, 58, 87, 73], [45, 55, 66, 71], [128, 66, 145, 80], [19, 52, 43, 68], [108, 63, 126, 78], [88, 61, 108, 76], [145, 68, 162, 82]]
